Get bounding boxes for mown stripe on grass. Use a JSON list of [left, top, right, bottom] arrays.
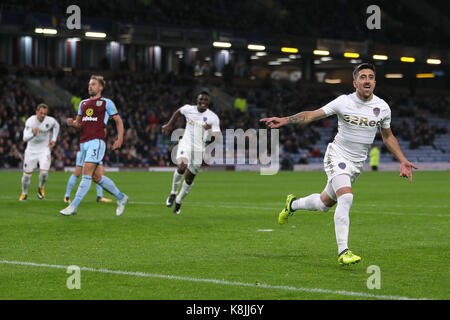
[[2, 197, 448, 217]]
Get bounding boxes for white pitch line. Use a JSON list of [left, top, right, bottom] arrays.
[[0, 260, 426, 300]]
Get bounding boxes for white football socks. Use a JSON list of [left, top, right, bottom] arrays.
[[171, 170, 184, 194], [21, 173, 32, 195], [291, 193, 330, 212], [334, 193, 353, 254], [38, 171, 48, 188], [175, 181, 193, 204]]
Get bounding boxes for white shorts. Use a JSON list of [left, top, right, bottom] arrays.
[[175, 139, 204, 175], [323, 143, 364, 184], [323, 174, 352, 201], [23, 149, 51, 172]]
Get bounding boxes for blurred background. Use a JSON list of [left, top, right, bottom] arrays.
[[0, 0, 449, 171]]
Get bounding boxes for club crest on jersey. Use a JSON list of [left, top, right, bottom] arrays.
[[338, 162, 346, 169], [203, 117, 207, 122], [373, 107, 380, 117], [96, 101, 103, 107]]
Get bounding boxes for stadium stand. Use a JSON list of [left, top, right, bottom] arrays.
[[1, 64, 448, 170], [0, 1, 449, 170]]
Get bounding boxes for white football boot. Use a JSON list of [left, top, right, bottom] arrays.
[[60, 203, 77, 216], [116, 194, 129, 216]]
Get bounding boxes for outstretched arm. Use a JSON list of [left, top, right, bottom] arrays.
[[381, 127, 418, 182], [260, 109, 327, 128], [162, 108, 183, 135]]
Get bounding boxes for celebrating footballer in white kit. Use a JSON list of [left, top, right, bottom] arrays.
[[20, 103, 60, 201], [162, 91, 221, 215], [260, 63, 418, 266]]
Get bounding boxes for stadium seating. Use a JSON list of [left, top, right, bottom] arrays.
[[1, 66, 449, 169]]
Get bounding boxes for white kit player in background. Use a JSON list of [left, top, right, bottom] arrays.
[[162, 91, 221, 214], [260, 63, 418, 266], [19, 103, 60, 201]]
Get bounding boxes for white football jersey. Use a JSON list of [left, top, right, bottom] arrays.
[[321, 93, 391, 162], [179, 104, 220, 149], [23, 115, 60, 153]]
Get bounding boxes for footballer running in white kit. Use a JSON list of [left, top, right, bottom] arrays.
[[260, 63, 417, 266], [20, 103, 60, 200], [176, 103, 221, 175], [162, 91, 221, 214]]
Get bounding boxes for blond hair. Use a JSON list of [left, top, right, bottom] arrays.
[[90, 75, 106, 88]]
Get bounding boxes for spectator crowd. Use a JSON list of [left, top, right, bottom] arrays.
[[0, 66, 449, 170]]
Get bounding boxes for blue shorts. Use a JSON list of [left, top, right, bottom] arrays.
[[76, 150, 104, 167], [75, 151, 83, 167], [79, 139, 106, 165]]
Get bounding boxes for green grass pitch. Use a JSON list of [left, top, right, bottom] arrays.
[[0, 170, 448, 300]]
